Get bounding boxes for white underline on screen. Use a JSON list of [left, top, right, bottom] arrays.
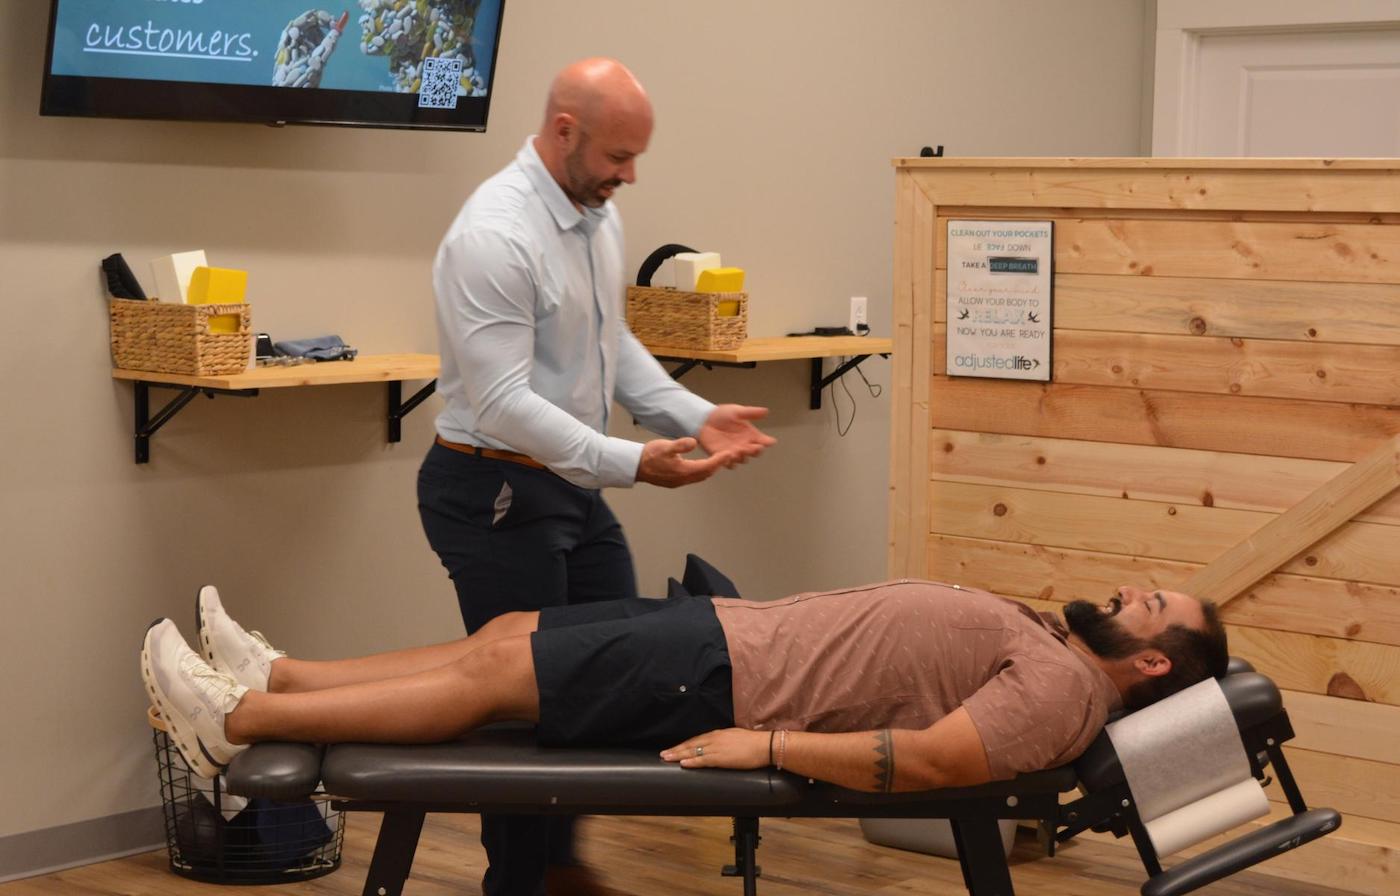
[[83, 48, 252, 62]]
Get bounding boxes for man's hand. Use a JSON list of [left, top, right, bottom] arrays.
[[697, 405, 777, 466], [661, 728, 770, 769], [636, 437, 737, 488]]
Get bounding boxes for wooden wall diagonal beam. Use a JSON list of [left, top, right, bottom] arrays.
[[1180, 435, 1400, 605]]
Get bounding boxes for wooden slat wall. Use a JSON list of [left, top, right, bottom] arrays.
[[888, 160, 1400, 896]]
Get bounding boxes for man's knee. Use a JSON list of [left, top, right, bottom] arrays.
[[455, 634, 540, 720], [478, 610, 540, 641]]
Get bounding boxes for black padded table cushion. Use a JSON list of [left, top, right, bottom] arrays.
[[313, 725, 1077, 817], [320, 726, 801, 811], [225, 742, 324, 800]]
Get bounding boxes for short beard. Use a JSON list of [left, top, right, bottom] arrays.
[[563, 134, 620, 208], [1064, 599, 1149, 660]]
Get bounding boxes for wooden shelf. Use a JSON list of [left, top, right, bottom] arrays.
[[645, 336, 893, 409], [113, 353, 439, 464], [646, 335, 892, 364], [111, 352, 439, 390]]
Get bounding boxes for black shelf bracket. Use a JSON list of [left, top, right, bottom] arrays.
[[653, 353, 891, 410], [131, 377, 439, 464], [134, 382, 258, 464], [655, 358, 758, 381], [389, 379, 438, 443], [810, 354, 890, 409]]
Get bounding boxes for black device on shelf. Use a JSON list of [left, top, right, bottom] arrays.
[[40, 1, 506, 132]]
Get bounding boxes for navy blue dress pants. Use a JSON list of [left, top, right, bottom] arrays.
[[417, 441, 638, 896]]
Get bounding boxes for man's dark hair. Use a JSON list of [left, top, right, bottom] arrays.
[[1123, 601, 1229, 710]]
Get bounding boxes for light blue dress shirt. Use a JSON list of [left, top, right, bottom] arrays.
[[432, 138, 715, 489]]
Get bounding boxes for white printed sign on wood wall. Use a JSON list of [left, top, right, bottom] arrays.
[[945, 220, 1053, 381]]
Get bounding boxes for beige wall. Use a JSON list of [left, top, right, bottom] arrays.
[[0, 0, 1148, 848]]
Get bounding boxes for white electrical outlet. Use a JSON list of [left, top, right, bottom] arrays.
[[849, 296, 869, 334]]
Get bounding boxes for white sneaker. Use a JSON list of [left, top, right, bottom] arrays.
[[141, 618, 249, 779], [196, 585, 285, 691]]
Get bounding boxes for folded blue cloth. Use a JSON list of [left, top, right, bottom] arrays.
[[273, 336, 358, 362]]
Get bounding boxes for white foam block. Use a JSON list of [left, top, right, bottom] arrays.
[[859, 817, 1016, 859], [149, 250, 208, 303], [672, 252, 721, 290]]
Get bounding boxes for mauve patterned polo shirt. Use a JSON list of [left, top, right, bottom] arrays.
[[711, 580, 1122, 780]]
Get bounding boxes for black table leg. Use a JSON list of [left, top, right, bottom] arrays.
[[951, 817, 1015, 896], [360, 808, 426, 896]]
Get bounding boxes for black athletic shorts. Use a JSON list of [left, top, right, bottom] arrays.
[[531, 596, 735, 747]]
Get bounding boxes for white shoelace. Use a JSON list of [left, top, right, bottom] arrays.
[[245, 629, 287, 660], [179, 652, 248, 715]]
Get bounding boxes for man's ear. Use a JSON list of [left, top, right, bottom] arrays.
[[550, 112, 580, 148], [1133, 650, 1172, 678]]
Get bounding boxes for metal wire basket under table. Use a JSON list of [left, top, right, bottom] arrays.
[[148, 706, 344, 884]]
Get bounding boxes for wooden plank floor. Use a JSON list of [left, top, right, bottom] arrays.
[[0, 813, 1357, 896]]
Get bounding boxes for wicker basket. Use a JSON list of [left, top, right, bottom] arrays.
[[110, 299, 252, 376], [625, 286, 747, 350]]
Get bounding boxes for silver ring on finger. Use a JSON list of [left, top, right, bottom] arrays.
[[695, 745, 705, 757]]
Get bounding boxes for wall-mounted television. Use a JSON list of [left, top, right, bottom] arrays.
[[41, 1, 506, 131]]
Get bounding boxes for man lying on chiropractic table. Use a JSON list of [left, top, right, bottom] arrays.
[[141, 579, 1227, 791]]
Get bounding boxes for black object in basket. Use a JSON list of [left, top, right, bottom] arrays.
[[149, 707, 344, 884]]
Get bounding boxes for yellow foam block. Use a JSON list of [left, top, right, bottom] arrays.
[[207, 314, 242, 335], [188, 266, 248, 305], [716, 300, 741, 317], [695, 267, 745, 293]]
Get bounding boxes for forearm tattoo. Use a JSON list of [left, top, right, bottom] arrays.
[[873, 729, 895, 793]]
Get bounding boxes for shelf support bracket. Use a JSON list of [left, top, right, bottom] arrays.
[[654, 357, 758, 382], [134, 381, 259, 464], [388, 379, 438, 443], [810, 353, 890, 409]]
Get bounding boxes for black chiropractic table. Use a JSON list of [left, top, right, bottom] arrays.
[[225, 558, 1339, 896], [227, 668, 1337, 896]]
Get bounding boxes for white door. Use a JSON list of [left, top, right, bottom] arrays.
[[1153, 0, 1400, 156]]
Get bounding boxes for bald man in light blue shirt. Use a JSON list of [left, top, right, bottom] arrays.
[[417, 57, 774, 896], [432, 135, 717, 488]]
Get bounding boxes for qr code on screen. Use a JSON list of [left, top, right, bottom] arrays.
[[418, 57, 464, 109]]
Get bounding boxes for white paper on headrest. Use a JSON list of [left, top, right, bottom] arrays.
[[1144, 778, 1270, 857], [1105, 678, 1251, 822]]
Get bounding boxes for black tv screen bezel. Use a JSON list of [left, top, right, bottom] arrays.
[[39, 1, 505, 132]]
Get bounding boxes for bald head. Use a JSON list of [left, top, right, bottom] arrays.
[[534, 58, 653, 209], [542, 57, 652, 135]]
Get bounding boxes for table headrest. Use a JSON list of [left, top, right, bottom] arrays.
[[1226, 656, 1255, 675], [1074, 670, 1281, 792]]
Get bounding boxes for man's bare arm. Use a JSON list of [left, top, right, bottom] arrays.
[[660, 707, 994, 793]]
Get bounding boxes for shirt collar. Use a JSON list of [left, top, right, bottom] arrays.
[[516, 136, 609, 235], [1039, 611, 1070, 642]]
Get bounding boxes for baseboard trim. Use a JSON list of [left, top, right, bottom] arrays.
[[0, 806, 164, 883]]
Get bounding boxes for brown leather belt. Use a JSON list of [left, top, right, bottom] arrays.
[[435, 435, 548, 471]]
